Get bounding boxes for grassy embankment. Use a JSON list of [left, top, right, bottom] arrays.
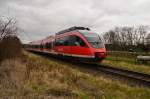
[[0, 51, 150, 99], [102, 52, 150, 74]]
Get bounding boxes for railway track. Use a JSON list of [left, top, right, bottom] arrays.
[[95, 64, 150, 87], [28, 50, 150, 88]]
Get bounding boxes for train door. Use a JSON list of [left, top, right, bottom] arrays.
[[69, 35, 92, 56], [61, 36, 70, 54], [54, 36, 70, 54]]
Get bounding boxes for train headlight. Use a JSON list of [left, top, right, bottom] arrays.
[[95, 52, 105, 59]]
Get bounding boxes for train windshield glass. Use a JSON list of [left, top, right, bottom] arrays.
[[80, 31, 104, 48]]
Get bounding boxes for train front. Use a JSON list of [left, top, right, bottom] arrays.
[[79, 30, 106, 62]]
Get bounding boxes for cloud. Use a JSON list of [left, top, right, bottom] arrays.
[[0, 0, 150, 43]]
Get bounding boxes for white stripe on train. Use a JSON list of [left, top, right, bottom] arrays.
[[29, 49, 95, 58]]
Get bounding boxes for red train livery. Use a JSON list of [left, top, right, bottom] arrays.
[[26, 26, 106, 63]]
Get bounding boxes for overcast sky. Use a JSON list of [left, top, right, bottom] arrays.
[[0, 0, 150, 43]]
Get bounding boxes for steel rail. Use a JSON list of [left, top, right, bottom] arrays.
[[96, 64, 150, 87]]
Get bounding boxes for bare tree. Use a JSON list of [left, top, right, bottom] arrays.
[[103, 30, 116, 44], [136, 26, 148, 45], [146, 33, 150, 44], [103, 25, 149, 51], [103, 29, 121, 50], [145, 33, 150, 51], [0, 17, 18, 41]]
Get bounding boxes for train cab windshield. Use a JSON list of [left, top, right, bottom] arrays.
[[80, 31, 104, 48]]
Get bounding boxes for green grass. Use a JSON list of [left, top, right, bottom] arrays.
[[0, 51, 150, 99], [102, 55, 150, 74]]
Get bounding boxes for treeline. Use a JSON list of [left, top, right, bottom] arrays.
[[103, 26, 150, 52], [0, 17, 21, 62]]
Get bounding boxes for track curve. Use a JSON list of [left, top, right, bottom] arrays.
[[96, 64, 150, 87]]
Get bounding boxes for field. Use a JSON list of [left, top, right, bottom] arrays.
[[102, 52, 150, 74], [0, 51, 150, 99]]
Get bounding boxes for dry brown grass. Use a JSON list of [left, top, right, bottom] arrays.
[[23, 52, 101, 98], [103, 55, 150, 74], [0, 51, 150, 99], [0, 58, 31, 96]]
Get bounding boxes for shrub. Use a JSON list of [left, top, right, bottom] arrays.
[[0, 36, 22, 62]]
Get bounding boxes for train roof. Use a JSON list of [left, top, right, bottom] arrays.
[[29, 35, 55, 45], [56, 26, 90, 35], [79, 30, 100, 35]]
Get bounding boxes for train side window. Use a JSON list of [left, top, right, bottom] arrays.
[[68, 36, 76, 46], [40, 44, 43, 48], [69, 35, 87, 47], [49, 43, 52, 49], [55, 38, 59, 46], [76, 36, 87, 47], [51, 42, 54, 48], [47, 42, 53, 49], [55, 36, 69, 46], [63, 36, 69, 46], [55, 38, 64, 46], [45, 43, 51, 48]]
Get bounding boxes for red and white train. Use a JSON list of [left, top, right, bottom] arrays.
[[26, 26, 106, 63]]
